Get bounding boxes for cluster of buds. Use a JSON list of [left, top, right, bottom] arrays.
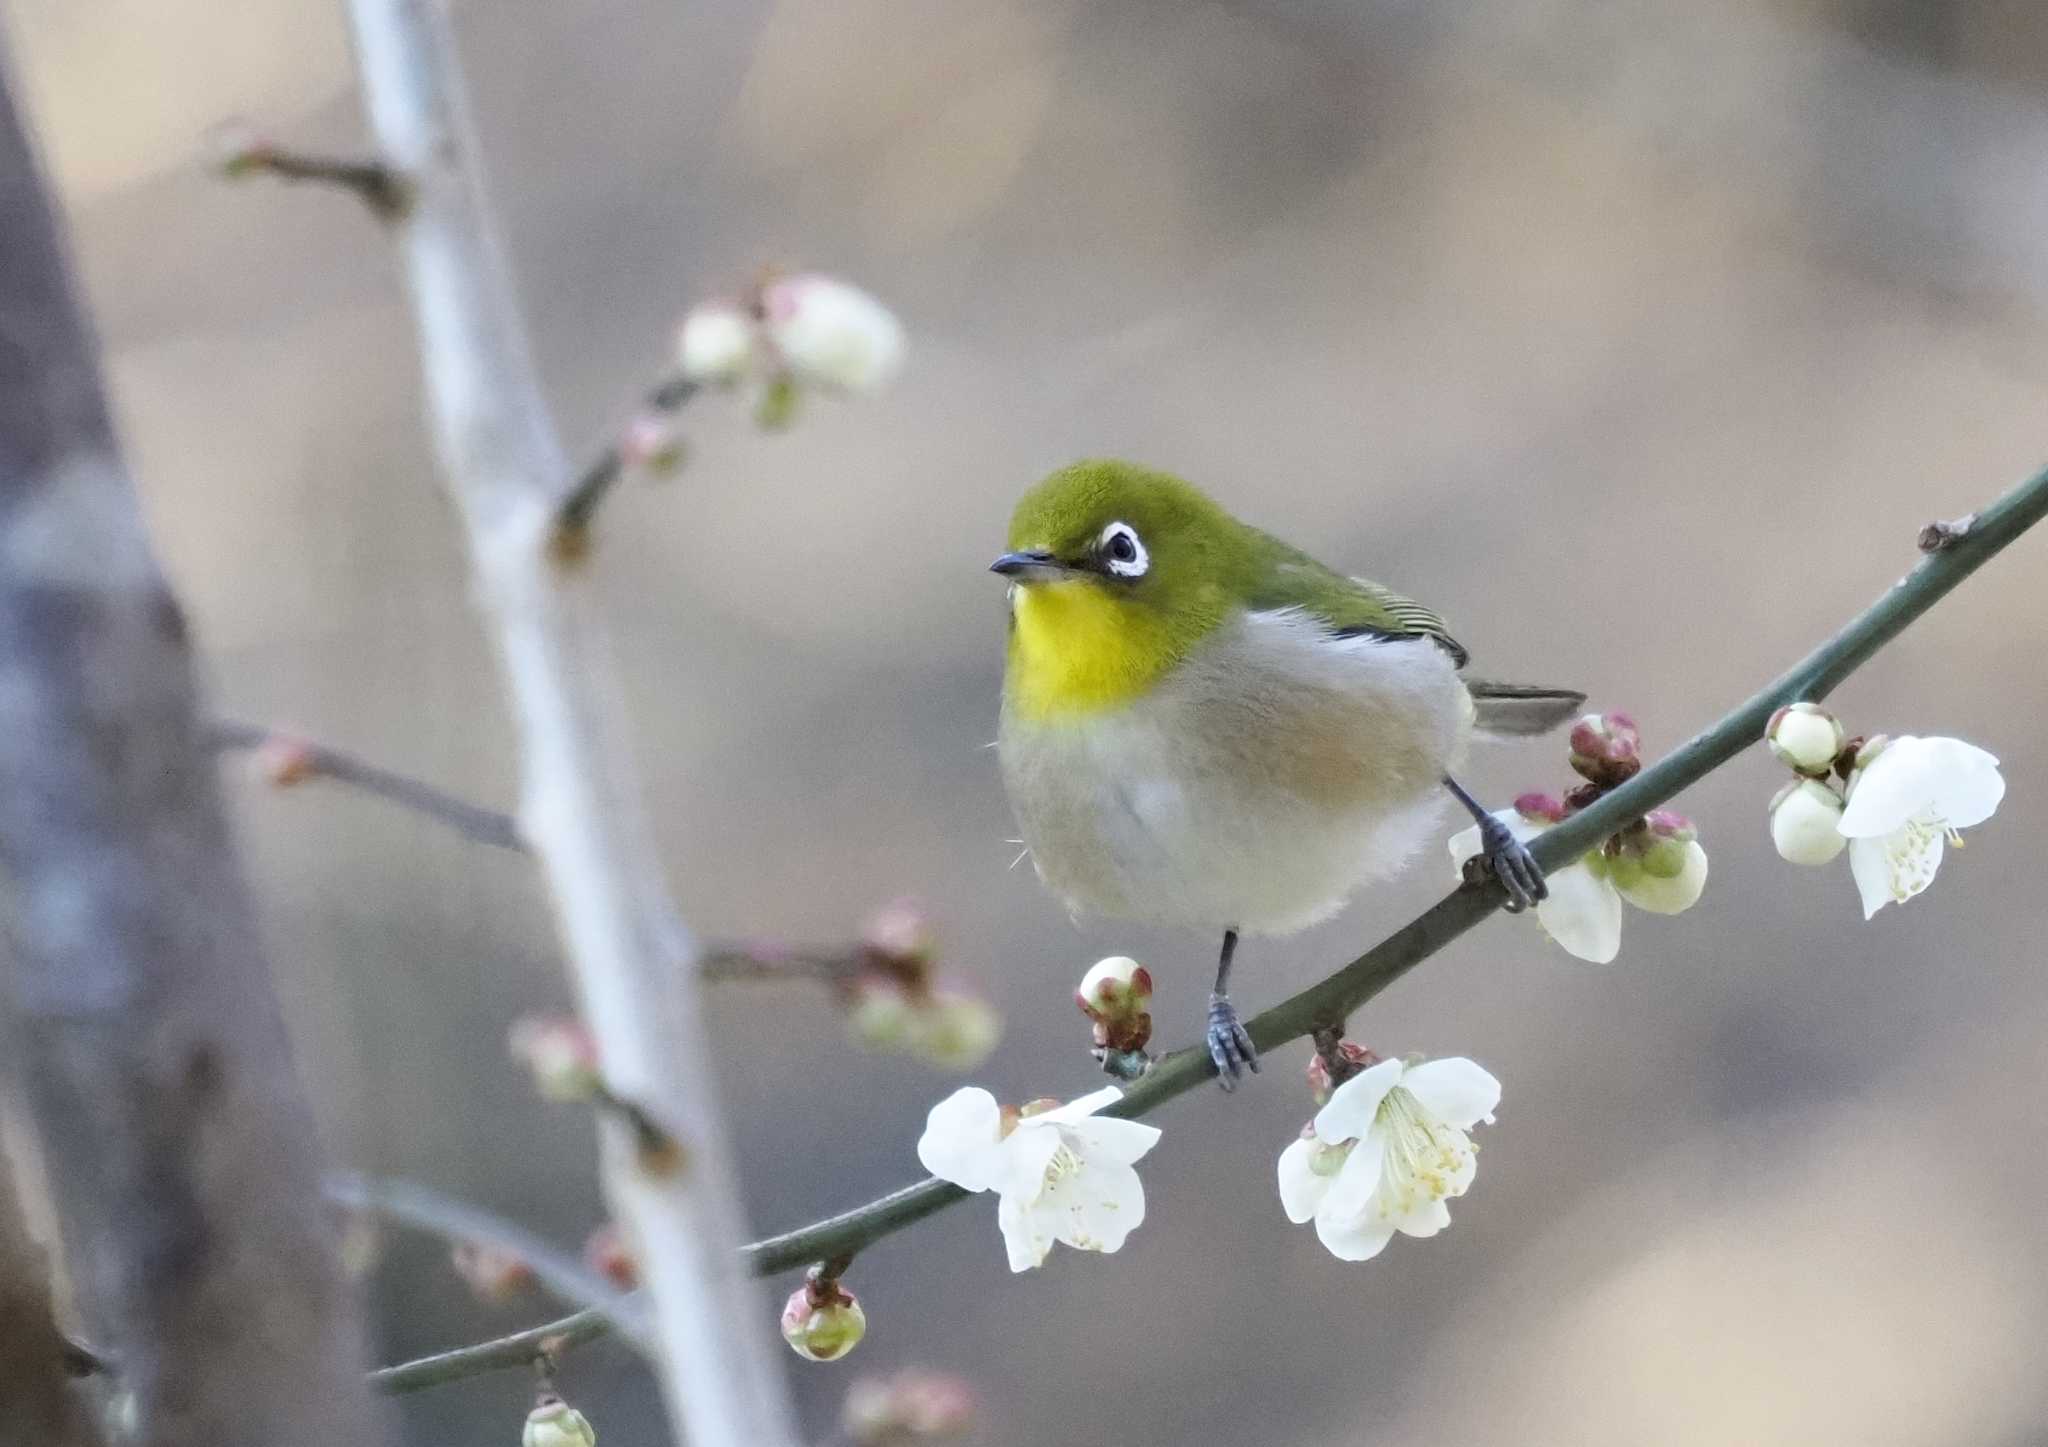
[[678, 271, 905, 428], [450, 1240, 536, 1303], [1554, 713, 1708, 915], [1765, 703, 1854, 866], [582, 1223, 638, 1291], [781, 1266, 867, 1362], [523, 1394, 597, 1447], [842, 1368, 977, 1444], [1075, 956, 1153, 1079], [842, 902, 1001, 1071]]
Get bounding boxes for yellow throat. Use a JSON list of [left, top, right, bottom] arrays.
[[1005, 580, 1181, 722]]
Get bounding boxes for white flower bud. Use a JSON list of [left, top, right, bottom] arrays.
[[760, 274, 905, 394], [524, 1396, 597, 1447], [677, 303, 755, 384], [1767, 702, 1845, 776], [911, 991, 1002, 1071], [1770, 777, 1848, 865], [1613, 840, 1708, 914], [782, 1280, 867, 1362]]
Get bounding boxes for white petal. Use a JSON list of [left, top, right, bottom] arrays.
[[916, 1088, 1007, 1192], [1839, 737, 1962, 836], [1036, 1085, 1123, 1124], [1313, 1209, 1398, 1262], [1921, 738, 2004, 828], [1615, 841, 1709, 915], [1399, 1057, 1502, 1128], [1317, 1129, 1388, 1223], [996, 1193, 1051, 1272], [1395, 1197, 1454, 1239], [1277, 1138, 1329, 1223], [1312, 1057, 1405, 1143], [998, 1120, 1064, 1204], [1534, 861, 1624, 963], [1047, 1161, 1147, 1254], [1059, 1115, 1162, 1168], [1849, 827, 1944, 918]]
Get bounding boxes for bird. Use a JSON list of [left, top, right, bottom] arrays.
[[991, 459, 1584, 1087]]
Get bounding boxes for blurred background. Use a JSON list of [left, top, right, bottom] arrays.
[[6, 0, 2047, 1441]]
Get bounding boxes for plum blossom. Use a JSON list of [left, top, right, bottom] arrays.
[[1838, 736, 2004, 917], [1449, 809, 1622, 963], [1277, 1056, 1500, 1262], [916, 1086, 1160, 1272]]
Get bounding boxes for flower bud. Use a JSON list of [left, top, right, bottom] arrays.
[[1512, 792, 1569, 825], [253, 733, 318, 788], [1305, 1039, 1378, 1104], [846, 982, 919, 1055], [760, 274, 906, 395], [843, 1369, 977, 1443], [910, 991, 1001, 1071], [1569, 712, 1641, 785], [451, 1240, 535, 1302], [206, 118, 273, 177], [862, 899, 936, 971], [619, 413, 687, 476], [583, 1223, 638, 1290], [1614, 838, 1708, 914], [1076, 956, 1153, 1055], [1770, 777, 1847, 865], [782, 1278, 867, 1362], [677, 303, 755, 385], [524, 1395, 597, 1447], [508, 1015, 603, 1102], [1767, 702, 1844, 776]]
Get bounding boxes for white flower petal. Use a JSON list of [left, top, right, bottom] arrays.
[[1277, 1137, 1328, 1223], [997, 1120, 1063, 1204], [1047, 1161, 1146, 1254], [1921, 738, 2005, 829], [1395, 1197, 1453, 1239], [1318, 1129, 1388, 1223], [996, 1193, 1051, 1272], [916, 1087, 1007, 1192], [1312, 1058, 1405, 1143], [1059, 1115, 1162, 1168], [1838, 736, 1929, 836], [1399, 1057, 1502, 1128], [1849, 828, 1944, 918], [1535, 861, 1624, 963], [1615, 840, 1709, 915], [1036, 1086, 1122, 1125], [1314, 1209, 1398, 1262]]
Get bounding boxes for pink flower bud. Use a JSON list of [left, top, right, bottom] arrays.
[[1305, 1039, 1380, 1105], [1512, 791, 1569, 825], [619, 413, 687, 476], [1569, 711, 1641, 785], [508, 1015, 602, 1102], [450, 1240, 535, 1302], [843, 1369, 978, 1443], [782, 1278, 867, 1362], [253, 734, 318, 788], [861, 899, 936, 972], [583, 1223, 638, 1290]]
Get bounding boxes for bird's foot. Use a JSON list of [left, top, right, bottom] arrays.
[[1475, 812, 1547, 912], [1206, 993, 1259, 1090]]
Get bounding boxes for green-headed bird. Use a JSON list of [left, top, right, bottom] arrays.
[[992, 460, 1583, 1086]]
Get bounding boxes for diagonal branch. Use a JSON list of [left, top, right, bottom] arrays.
[[553, 371, 699, 553], [367, 460, 2048, 1395]]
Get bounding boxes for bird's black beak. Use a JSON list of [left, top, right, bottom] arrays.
[[989, 549, 1069, 582]]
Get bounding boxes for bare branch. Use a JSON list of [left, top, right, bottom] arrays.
[[0, 37, 390, 1447], [208, 719, 525, 851], [553, 371, 699, 555], [212, 126, 412, 219], [370, 1306, 610, 1396], [340, 0, 800, 1441]]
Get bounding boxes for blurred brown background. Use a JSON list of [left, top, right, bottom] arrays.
[[7, 0, 2047, 1442]]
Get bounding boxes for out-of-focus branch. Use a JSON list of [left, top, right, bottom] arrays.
[[212, 124, 411, 219], [0, 38, 390, 1447], [208, 720, 526, 851], [0, 1147, 100, 1445], [324, 1172, 648, 1339], [340, 2, 799, 1443], [553, 370, 698, 553]]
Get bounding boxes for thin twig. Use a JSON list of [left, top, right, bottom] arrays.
[[370, 1307, 610, 1395], [553, 372, 700, 554], [697, 946, 863, 984], [324, 1172, 648, 1340], [372, 464, 2048, 1396], [207, 720, 526, 851], [221, 141, 413, 219]]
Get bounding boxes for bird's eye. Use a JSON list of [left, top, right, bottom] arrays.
[[1098, 522, 1148, 578]]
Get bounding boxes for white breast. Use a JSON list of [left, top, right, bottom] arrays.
[[998, 609, 1472, 934]]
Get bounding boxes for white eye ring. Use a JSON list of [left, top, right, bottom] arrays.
[[1098, 521, 1148, 578]]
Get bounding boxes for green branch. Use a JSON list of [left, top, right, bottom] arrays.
[[372, 461, 2048, 1390]]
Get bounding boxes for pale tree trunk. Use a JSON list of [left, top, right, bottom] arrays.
[[341, 2, 802, 1443], [0, 37, 390, 1447]]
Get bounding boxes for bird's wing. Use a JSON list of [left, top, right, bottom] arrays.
[[1246, 553, 1470, 667]]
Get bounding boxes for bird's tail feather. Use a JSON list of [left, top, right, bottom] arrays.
[[1466, 681, 1586, 737]]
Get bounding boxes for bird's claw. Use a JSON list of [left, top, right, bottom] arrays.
[[1477, 813, 1547, 912], [1207, 993, 1259, 1090]]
